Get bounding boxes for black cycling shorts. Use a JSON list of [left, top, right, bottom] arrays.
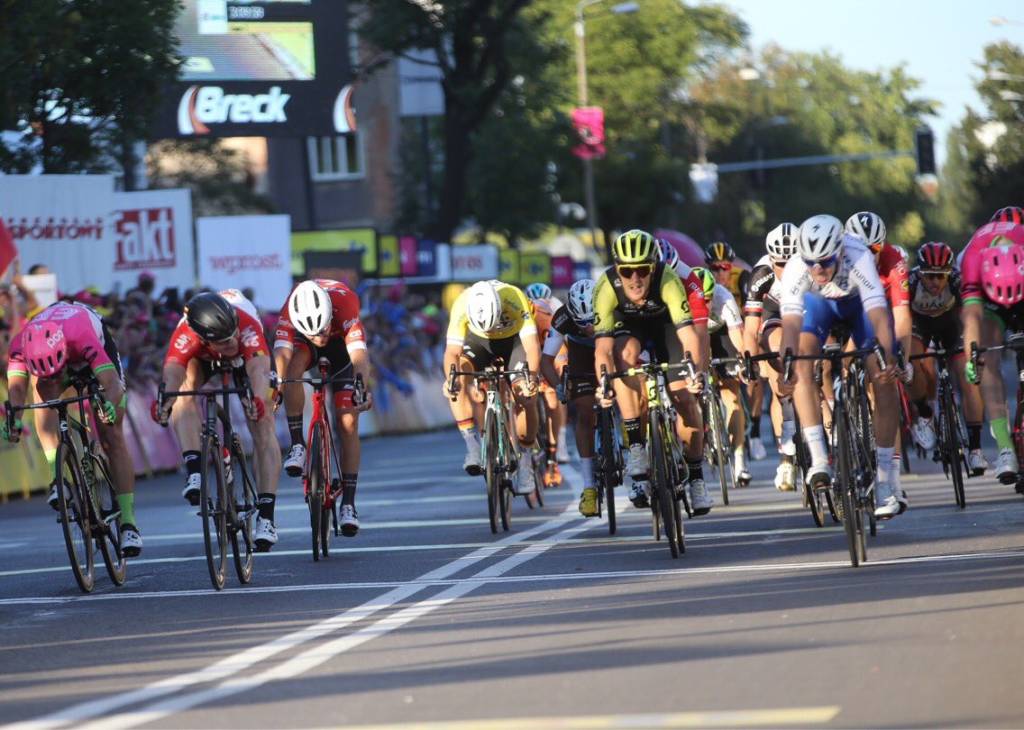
[[565, 339, 597, 400], [912, 309, 961, 352], [459, 331, 528, 374], [609, 315, 688, 383]]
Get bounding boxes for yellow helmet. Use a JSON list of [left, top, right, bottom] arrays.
[[613, 229, 656, 264], [704, 241, 735, 264]]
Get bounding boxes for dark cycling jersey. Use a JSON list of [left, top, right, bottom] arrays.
[[545, 306, 594, 350], [743, 254, 783, 318], [592, 262, 693, 338]]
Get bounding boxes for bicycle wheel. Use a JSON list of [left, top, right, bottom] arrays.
[[532, 450, 545, 507], [483, 413, 499, 534], [55, 443, 95, 593], [89, 453, 126, 586], [200, 435, 228, 590], [308, 424, 325, 560], [707, 393, 731, 506], [228, 434, 256, 584], [834, 408, 860, 568], [650, 417, 680, 558], [940, 382, 966, 509], [599, 410, 617, 535]]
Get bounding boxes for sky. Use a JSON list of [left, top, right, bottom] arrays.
[[722, 0, 1024, 165]]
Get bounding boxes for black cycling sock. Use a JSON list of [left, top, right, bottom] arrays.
[[257, 493, 276, 521], [686, 460, 704, 482], [287, 416, 305, 447], [624, 418, 644, 448], [915, 400, 933, 419], [183, 451, 201, 476], [341, 473, 358, 507], [968, 423, 982, 451], [750, 416, 762, 439]]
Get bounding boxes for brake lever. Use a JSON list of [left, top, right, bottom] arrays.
[[447, 364, 460, 402]]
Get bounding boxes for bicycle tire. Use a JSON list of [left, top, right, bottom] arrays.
[[940, 381, 967, 509], [228, 434, 256, 583], [308, 424, 325, 561], [834, 408, 860, 568], [707, 392, 731, 506], [532, 450, 545, 507], [650, 417, 680, 558], [200, 434, 228, 590], [599, 409, 617, 535], [483, 413, 499, 534], [55, 442, 95, 593], [90, 453, 126, 586]]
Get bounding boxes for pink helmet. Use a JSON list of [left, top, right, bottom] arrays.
[[23, 322, 68, 378], [981, 243, 1024, 307]]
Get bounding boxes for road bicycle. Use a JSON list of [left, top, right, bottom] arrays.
[[448, 360, 537, 533], [910, 347, 969, 508], [274, 357, 366, 560], [157, 362, 260, 590], [6, 374, 126, 593], [784, 342, 887, 567], [704, 357, 740, 505], [602, 358, 695, 559], [971, 333, 1024, 496]]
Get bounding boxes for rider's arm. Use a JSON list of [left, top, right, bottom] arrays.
[[852, 249, 894, 358], [778, 258, 809, 368], [743, 314, 761, 356], [541, 328, 566, 387], [893, 304, 912, 362], [662, 269, 702, 369], [94, 367, 126, 416], [244, 353, 274, 401], [520, 330, 541, 375], [272, 314, 295, 379], [962, 302, 983, 357], [867, 306, 896, 359], [162, 362, 187, 394]]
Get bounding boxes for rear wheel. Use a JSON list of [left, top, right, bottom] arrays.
[[599, 410, 617, 535], [56, 443, 95, 593], [229, 434, 255, 584], [90, 453, 126, 586], [308, 424, 325, 561], [835, 410, 860, 568], [707, 393, 731, 506], [483, 414, 499, 534], [943, 383, 967, 509], [200, 436, 228, 590]]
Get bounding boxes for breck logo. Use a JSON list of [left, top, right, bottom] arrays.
[[177, 85, 291, 135]]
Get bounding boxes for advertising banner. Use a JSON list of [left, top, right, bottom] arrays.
[[416, 239, 439, 278], [499, 249, 520, 284], [399, 236, 418, 276], [197, 214, 292, 309], [378, 234, 400, 277], [519, 253, 551, 285], [450, 244, 499, 282], [572, 107, 606, 159], [0, 176, 196, 294], [291, 228, 377, 275], [550, 256, 575, 288], [574, 261, 596, 282], [303, 250, 362, 288]]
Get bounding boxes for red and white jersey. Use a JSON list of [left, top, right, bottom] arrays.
[[875, 243, 910, 308], [164, 290, 269, 368], [273, 279, 367, 353]]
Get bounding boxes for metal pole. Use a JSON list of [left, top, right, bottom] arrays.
[[575, 6, 602, 259]]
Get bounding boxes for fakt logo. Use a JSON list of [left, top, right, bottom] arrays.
[[177, 85, 291, 135], [115, 208, 176, 270]]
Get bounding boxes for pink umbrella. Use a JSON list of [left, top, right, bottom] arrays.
[[654, 229, 704, 268]]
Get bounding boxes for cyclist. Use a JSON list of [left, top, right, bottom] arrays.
[[595, 229, 710, 514], [906, 242, 987, 474], [693, 267, 751, 485], [525, 282, 569, 485], [778, 214, 905, 519], [274, 279, 373, 536], [540, 279, 600, 515], [744, 222, 800, 491], [961, 218, 1024, 486], [3, 302, 142, 556], [443, 280, 542, 496], [152, 290, 281, 551], [706, 240, 766, 461]]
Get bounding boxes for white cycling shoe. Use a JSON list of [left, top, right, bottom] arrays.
[[806, 462, 833, 490], [689, 478, 713, 515], [968, 449, 988, 476], [996, 448, 1018, 485], [182, 473, 202, 506], [254, 517, 278, 551], [463, 439, 483, 476], [749, 437, 768, 461], [911, 417, 937, 451], [284, 444, 306, 477], [874, 480, 902, 519], [120, 525, 143, 557], [338, 504, 359, 537], [514, 451, 537, 495], [629, 480, 650, 508], [626, 444, 649, 478], [775, 458, 796, 492]]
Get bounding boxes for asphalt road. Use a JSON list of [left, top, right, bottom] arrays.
[[1, 429, 1023, 729]]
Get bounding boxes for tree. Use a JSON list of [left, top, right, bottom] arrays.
[[0, 0, 181, 178], [358, 0, 540, 242]]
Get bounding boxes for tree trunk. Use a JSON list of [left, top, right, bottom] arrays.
[[429, 105, 472, 242]]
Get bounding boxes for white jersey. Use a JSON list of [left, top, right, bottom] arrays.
[[708, 283, 743, 334], [779, 236, 888, 317]]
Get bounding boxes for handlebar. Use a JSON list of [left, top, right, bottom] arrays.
[[909, 347, 963, 362], [446, 359, 532, 402], [599, 354, 699, 401], [780, 341, 888, 384]]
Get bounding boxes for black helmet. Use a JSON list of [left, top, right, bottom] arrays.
[[185, 292, 238, 341]]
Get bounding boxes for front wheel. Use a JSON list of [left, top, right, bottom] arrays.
[[598, 410, 618, 536], [308, 424, 326, 561], [90, 453, 126, 586], [706, 393, 731, 506], [834, 410, 860, 568], [56, 443, 95, 593], [200, 436, 228, 590], [229, 434, 256, 584], [650, 418, 680, 559], [483, 414, 499, 534], [942, 383, 967, 509]]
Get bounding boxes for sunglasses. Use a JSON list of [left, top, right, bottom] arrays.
[[210, 329, 239, 345], [922, 272, 949, 280], [709, 263, 732, 273], [618, 265, 653, 279], [804, 254, 839, 270]]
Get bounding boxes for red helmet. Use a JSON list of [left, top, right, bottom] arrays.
[[917, 242, 953, 273], [981, 243, 1024, 307], [991, 207, 1024, 225], [23, 322, 69, 378]]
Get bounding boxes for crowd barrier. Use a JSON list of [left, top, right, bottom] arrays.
[[1, 369, 454, 500]]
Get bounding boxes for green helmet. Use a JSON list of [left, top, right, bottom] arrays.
[[613, 229, 656, 264], [692, 267, 716, 300]]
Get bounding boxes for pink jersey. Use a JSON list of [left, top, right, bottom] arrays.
[[960, 222, 1024, 304], [7, 302, 115, 380]]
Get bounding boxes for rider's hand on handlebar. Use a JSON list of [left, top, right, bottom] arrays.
[[151, 397, 173, 426], [0, 416, 23, 443], [965, 358, 981, 385], [96, 398, 117, 425], [899, 360, 914, 385], [354, 388, 373, 412], [684, 370, 706, 395], [244, 396, 266, 422]]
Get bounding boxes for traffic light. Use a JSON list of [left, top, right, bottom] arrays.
[[915, 126, 936, 176]]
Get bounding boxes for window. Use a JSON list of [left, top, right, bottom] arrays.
[[307, 133, 365, 181]]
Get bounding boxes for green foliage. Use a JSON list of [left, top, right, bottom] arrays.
[[0, 0, 181, 173]]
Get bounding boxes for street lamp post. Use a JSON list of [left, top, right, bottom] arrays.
[[574, 0, 638, 260]]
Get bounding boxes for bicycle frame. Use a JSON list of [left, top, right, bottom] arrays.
[[910, 347, 969, 507]]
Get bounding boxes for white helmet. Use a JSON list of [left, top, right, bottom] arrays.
[[844, 211, 886, 250], [765, 222, 798, 263], [466, 280, 503, 332], [567, 279, 596, 325], [288, 281, 333, 337], [798, 214, 845, 262]]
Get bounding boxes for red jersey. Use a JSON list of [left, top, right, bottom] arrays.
[[959, 222, 1024, 304], [676, 265, 709, 325], [164, 290, 269, 368], [273, 279, 366, 353], [875, 243, 910, 308]]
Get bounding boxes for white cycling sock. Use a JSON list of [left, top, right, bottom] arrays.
[[780, 419, 797, 456], [802, 425, 828, 466], [580, 457, 594, 488], [877, 446, 895, 486]]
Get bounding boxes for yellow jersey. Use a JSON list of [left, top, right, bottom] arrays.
[[446, 281, 537, 343]]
